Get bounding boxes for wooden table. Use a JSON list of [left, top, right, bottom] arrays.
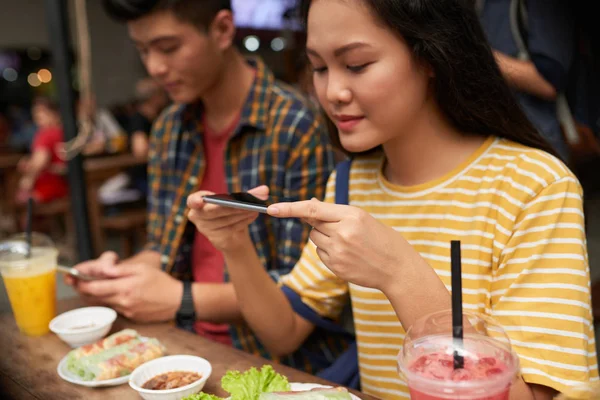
[[0, 299, 375, 400]]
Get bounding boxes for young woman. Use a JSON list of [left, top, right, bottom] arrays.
[[187, 0, 597, 398]]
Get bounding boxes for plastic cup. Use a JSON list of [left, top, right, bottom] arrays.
[[0, 233, 58, 336], [398, 310, 519, 400]]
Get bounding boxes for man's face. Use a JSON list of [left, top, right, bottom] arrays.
[[128, 11, 224, 104]]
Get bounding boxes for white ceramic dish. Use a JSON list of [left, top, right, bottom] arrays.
[[280, 383, 361, 400], [57, 353, 128, 387], [49, 306, 117, 348], [129, 355, 212, 400], [224, 383, 362, 400], [56, 336, 151, 388]]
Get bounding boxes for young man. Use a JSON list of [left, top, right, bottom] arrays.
[[67, 0, 335, 372]]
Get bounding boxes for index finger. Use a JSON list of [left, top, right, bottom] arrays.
[[267, 199, 344, 222], [76, 276, 131, 298], [74, 261, 112, 279]]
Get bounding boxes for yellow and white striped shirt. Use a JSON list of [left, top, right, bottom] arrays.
[[280, 137, 598, 399]]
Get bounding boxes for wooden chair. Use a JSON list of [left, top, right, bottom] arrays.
[[99, 208, 146, 258], [15, 197, 75, 260]]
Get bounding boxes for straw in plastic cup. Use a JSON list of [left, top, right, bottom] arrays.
[[398, 310, 519, 400], [0, 233, 58, 336]]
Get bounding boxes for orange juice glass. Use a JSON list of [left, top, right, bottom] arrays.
[[0, 237, 58, 336]]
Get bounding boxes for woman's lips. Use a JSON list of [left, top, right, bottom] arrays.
[[334, 116, 364, 131]]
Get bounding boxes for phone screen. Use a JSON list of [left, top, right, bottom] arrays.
[[202, 192, 276, 213]]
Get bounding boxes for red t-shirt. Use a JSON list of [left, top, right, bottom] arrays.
[[191, 114, 240, 345], [31, 126, 68, 202]]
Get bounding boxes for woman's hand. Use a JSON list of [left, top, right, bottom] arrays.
[[187, 186, 269, 253], [268, 198, 413, 292]]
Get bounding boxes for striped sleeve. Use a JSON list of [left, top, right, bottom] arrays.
[[492, 176, 598, 396], [280, 171, 349, 319], [273, 107, 335, 281]]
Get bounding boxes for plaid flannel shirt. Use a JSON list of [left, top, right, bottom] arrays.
[[145, 58, 349, 373]]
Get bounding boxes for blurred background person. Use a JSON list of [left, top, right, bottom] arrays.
[[478, 0, 574, 161], [129, 77, 168, 160], [15, 97, 68, 205], [78, 94, 128, 156], [97, 78, 168, 206]]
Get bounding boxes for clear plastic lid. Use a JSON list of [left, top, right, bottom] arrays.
[[397, 310, 520, 398], [0, 233, 56, 267]]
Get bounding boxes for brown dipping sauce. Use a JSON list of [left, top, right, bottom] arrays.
[[142, 371, 202, 390]]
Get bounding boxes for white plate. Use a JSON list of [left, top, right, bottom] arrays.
[[288, 383, 361, 400], [225, 383, 361, 400], [56, 336, 153, 388]]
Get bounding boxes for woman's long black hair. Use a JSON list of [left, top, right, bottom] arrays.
[[300, 0, 560, 159]]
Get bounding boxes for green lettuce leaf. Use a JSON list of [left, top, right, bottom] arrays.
[[221, 365, 290, 400]]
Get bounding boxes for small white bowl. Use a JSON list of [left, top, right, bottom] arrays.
[[129, 355, 212, 400], [49, 306, 117, 348]]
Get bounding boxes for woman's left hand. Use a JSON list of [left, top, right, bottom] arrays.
[[268, 198, 412, 292]]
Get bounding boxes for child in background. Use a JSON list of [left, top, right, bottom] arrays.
[[16, 97, 68, 204]]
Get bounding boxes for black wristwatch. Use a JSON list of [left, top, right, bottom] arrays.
[[175, 280, 196, 332]]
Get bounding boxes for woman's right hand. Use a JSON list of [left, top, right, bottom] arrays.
[[187, 186, 269, 253]]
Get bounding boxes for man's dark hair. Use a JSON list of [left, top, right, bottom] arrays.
[[102, 0, 231, 30]]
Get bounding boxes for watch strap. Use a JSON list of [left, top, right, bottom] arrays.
[[176, 280, 196, 332]]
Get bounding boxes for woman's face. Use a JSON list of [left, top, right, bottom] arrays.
[[306, 0, 432, 153]]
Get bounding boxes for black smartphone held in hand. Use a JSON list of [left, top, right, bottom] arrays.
[[57, 265, 101, 282], [202, 192, 273, 213]]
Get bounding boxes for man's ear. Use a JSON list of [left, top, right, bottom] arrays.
[[209, 9, 236, 51]]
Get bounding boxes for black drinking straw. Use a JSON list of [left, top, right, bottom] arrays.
[[451, 240, 464, 369], [25, 197, 33, 258]]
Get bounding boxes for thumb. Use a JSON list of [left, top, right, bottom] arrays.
[[187, 190, 215, 209], [99, 251, 119, 265], [248, 185, 269, 200]]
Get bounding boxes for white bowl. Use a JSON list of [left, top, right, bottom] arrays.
[[129, 355, 212, 400], [49, 306, 117, 348]]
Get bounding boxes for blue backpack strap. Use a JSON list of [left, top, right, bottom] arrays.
[[335, 159, 352, 206], [314, 159, 360, 389]]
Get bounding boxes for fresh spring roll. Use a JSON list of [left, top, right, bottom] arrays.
[[259, 388, 353, 400], [67, 338, 142, 380], [69, 338, 166, 381], [68, 329, 140, 360]]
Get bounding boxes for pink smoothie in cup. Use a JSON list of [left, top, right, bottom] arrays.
[[407, 351, 512, 400], [397, 311, 519, 400]]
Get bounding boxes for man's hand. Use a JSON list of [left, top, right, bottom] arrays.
[[64, 251, 119, 286], [187, 186, 269, 253], [66, 252, 182, 323]]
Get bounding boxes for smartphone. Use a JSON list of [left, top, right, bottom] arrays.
[[57, 265, 101, 282], [202, 192, 275, 213]]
